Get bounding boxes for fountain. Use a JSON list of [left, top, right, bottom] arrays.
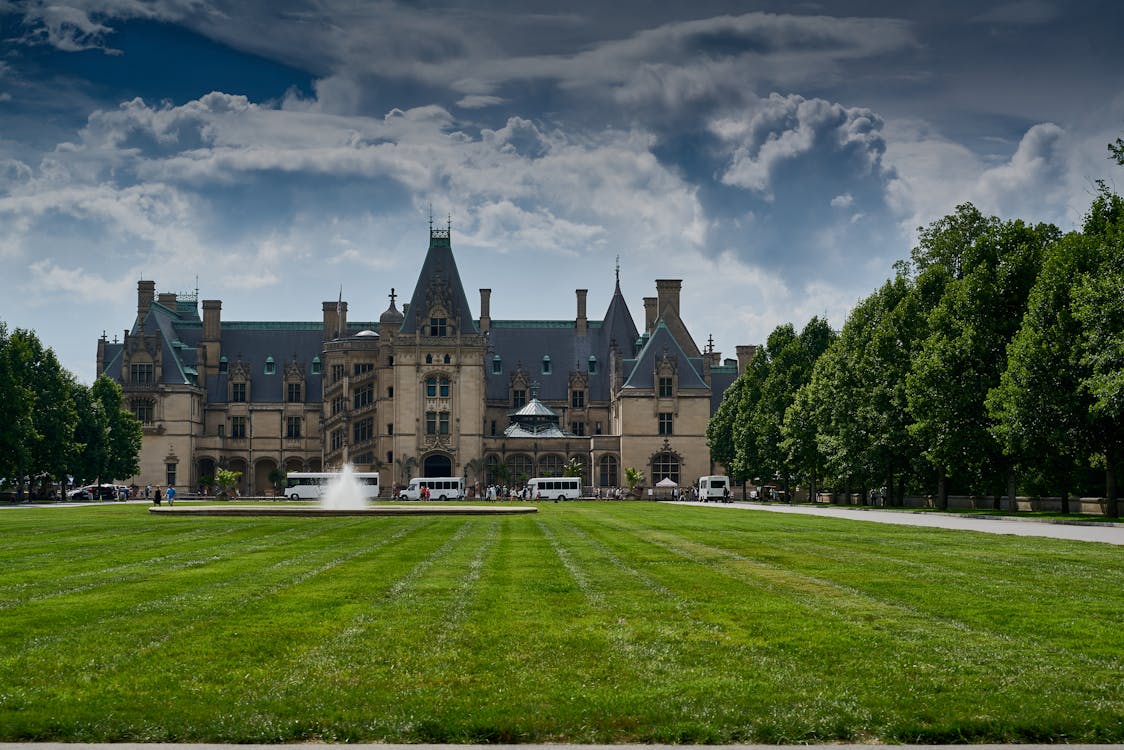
[[149, 463, 536, 517], [319, 463, 369, 510]]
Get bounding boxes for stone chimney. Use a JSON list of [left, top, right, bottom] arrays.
[[323, 300, 348, 341], [137, 280, 155, 321], [643, 297, 657, 333], [736, 345, 758, 374], [656, 279, 682, 320], [576, 289, 588, 335], [203, 300, 221, 341], [157, 292, 177, 309], [479, 289, 491, 335]]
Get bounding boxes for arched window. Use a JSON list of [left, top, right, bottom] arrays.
[[264, 356, 275, 375], [506, 454, 533, 484], [588, 355, 597, 374], [542, 355, 552, 375], [598, 455, 618, 487], [651, 452, 680, 485], [538, 454, 564, 477], [485, 454, 502, 485]]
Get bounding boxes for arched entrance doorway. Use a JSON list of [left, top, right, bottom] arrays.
[[423, 453, 453, 477]]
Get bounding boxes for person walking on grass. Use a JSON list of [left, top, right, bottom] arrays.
[[166, 486, 176, 506], [153, 486, 163, 506]]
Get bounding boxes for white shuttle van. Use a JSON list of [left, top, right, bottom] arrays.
[[526, 476, 581, 500], [698, 475, 730, 502], [398, 477, 465, 500]]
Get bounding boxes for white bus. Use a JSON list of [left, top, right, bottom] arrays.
[[526, 476, 581, 500], [698, 475, 730, 502], [398, 477, 465, 500], [285, 472, 380, 500]]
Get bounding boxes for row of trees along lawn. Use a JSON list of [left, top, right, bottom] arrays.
[[0, 324, 142, 500], [708, 187, 1124, 517]]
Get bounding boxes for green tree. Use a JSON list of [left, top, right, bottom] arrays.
[[92, 375, 143, 483], [624, 466, 645, 496], [906, 204, 1057, 506], [1109, 136, 1124, 165], [394, 455, 418, 487], [24, 335, 79, 492], [989, 189, 1124, 517], [70, 380, 108, 486], [214, 468, 242, 498], [0, 325, 39, 496], [562, 457, 584, 478], [789, 277, 924, 504], [707, 368, 748, 484]]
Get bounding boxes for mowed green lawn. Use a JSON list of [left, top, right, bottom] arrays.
[[1, 502, 1122, 743]]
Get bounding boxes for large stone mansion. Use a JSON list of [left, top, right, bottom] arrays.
[[96, 227, 752, 496]]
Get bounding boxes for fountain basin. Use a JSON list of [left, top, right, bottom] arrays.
[[149, 504, 537, 517]]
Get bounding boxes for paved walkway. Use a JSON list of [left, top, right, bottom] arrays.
[[674, 500, 1124, 545]]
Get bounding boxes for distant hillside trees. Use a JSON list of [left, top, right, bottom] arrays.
[[0, 325, 141, 498], [711, 191, 1123, 515]]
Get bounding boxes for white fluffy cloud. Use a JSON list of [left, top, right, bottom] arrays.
[[712, 94, 886, 198]]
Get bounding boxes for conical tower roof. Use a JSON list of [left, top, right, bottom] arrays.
[[400, 226, 477, 335]]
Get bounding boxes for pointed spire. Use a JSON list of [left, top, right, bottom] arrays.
[[615, 254, 621, 292]]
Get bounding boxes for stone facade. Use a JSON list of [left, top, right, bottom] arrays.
[[97, 227, 746, 496]]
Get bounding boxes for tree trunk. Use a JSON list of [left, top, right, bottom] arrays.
[[1006, 466, 1016, 513], [937, 467, 948, 510], [1060, 489, 1070, 515], [1107, 445, 1119, 519]]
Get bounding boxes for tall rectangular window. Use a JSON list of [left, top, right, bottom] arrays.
[[231, 382, 246, 402], [658, 412, 673, 435], [429, 317, 447, 336], [571, 421, 586, 436], [353, 362, 374, 376], [133, 399, 153, 424], [353, 418, 373, 443], [166, 463, 177, 488], [286, 416, 302, 438], [130, 363, 154, 384], [571, 390, 585, 408], [330, 428, 343, 451], [426, 411, 437, 435], [512, 389, 526, 409], [658, 377, 673, 398], [439, 412, 450, 434], [287, 382, 302, 402], [230, 416, 247, 439], [331, 364, 345, 382], [354, 383, 374, 409]]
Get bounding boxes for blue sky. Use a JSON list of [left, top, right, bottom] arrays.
[[1, 0, 1122, 383]]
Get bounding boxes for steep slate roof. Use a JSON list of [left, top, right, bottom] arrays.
[[484, 282, 643, 404], [205, 323, 324, 404], [621, 321, 709, 391], [399, 229, 478, 336]]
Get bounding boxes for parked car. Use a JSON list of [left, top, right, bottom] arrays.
[[67, 484, 127, 500]]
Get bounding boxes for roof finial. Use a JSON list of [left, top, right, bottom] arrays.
[[428, 202, 433, 232], [614, 254, 621, 292], [447, 212, 452, 233], [389, 287, 397, 306]]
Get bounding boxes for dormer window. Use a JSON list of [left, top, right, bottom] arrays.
[[588, 355, 597, 374], [492, 355, 502, 374], [264, 356, 275, 375], [429, 317, 447, 336], [311, 356, 321, 375], [542, 355, 552, 375], [219, 355, 228, 374]]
